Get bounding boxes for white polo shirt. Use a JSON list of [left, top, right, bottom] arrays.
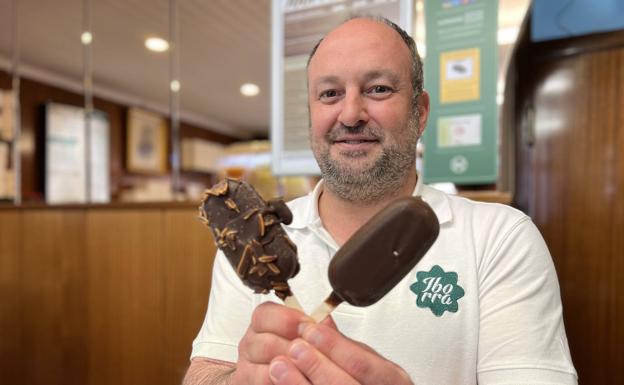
[[192, 178, 578, 385]]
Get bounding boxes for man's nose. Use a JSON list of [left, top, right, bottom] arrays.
[[338, 91, 369, 128]]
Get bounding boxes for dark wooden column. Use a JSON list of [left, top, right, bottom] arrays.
[[507, 20, 624, 385]]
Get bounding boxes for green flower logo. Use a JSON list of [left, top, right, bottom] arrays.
[[410, 265, 465, 317]]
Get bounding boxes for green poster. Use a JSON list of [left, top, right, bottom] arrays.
[[422, 0, 498, 184]]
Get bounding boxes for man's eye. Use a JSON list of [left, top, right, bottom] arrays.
[[368, 85, 393, 94], [319, 89, 341, 101]]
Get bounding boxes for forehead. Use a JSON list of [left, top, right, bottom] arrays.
[[308, 19, 412, 81]]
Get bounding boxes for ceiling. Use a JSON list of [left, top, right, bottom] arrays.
[[0, 0, 529, 139]]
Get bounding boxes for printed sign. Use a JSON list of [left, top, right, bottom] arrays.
[[438, 114, 482, 148], [271, 0, 413, 175], [423, 0, 498, 184]]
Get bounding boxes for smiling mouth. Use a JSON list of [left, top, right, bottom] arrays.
[[334, 139, 378, 144]]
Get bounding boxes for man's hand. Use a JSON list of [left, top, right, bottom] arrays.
[[230, 301, 311, 385], [268, 319, 413, 385]]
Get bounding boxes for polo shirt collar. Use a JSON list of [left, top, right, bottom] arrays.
[[415, 175, 452, 225], [286, 174, 452, 230], [285, 179, 324, 230]]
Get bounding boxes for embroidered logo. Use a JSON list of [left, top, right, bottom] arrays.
[[410, 265, 465, 316]]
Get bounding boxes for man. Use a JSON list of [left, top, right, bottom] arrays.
[[184, 17, 577, 385]]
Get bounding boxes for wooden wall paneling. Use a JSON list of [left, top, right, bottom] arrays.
[[19, 209, 87, 385], [0, 71, 11, 88], [590, 48, 624, 385], [531, 60, 572, 264], [59, 210, 91, 385], [612, 49, 624, 385], [570, 50, 622, 385], [583, 50, 621, 385], [518, 41, 624, 384], [162, 208, 216, 384], [533, 56, 590, 321], [85, 209, 165, 385], [0, 211, 22, 381], [555, 59, 594, 383]]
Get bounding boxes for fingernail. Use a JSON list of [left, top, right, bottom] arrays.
[[289, 341, 308, 360], [269, 360, 288, 381], [305, 326, 323, 347], [298, 321, 311, 336]]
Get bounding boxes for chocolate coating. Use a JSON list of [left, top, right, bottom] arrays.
[[328, 197, 439, 307], [199, 179, 299, 300]]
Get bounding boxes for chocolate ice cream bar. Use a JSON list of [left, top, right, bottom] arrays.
[[199, 179, 301, 307], [311, 196, 439, 321]]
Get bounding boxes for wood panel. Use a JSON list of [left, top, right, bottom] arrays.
[[0, 211, 21, 381], [162, 209, 216, 384], [86, 209, 165, 385], [0, 71, 11, 89], [511, 28, 624, 384], [531, 49, 624, 385], [19, 210, 87, 385], [0, 205, 216, 385]]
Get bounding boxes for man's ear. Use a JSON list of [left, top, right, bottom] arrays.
[[417, 91, 430, 137]]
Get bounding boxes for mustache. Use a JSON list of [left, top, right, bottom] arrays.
[[326, 124, 384, 141]]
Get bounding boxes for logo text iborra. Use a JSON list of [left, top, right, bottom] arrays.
[[410, 265, 465, 317], [420, 276, 455, 305]]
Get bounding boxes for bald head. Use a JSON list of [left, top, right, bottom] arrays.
[[307, 17, 424, 107]]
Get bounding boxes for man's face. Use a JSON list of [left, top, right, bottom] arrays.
[[307, 19, 425, 202]]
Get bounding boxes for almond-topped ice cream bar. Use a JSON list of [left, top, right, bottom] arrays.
[[199, 178, 300, 303]]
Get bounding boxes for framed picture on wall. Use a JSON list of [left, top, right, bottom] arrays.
[[126, 107, 168, 174]]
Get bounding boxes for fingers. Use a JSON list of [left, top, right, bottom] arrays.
[[241, 303, 412, 385], [269, 340, 358, 385], [240, 302, 311, 363], [298, 322, 413, 385], [269, 356, 310, 385], [239, 330, 291, 363], [251, 302, 312, 339], [320, 315, 338, 330], [234, 302, 313, 385]]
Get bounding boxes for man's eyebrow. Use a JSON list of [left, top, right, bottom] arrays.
[[310, 70, 402, 89], [362, 70, 401, 86], [312, 75, 340, 87]]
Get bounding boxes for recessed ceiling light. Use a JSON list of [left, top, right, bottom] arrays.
[[81, 31, 93, 45], [145, 37, 169, 52], [240, 83, 260, 97], [170, 80, 181, 93]]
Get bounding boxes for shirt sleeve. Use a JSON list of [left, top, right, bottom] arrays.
[[476, 216, 578, 384], [190, 250, 254, 363]]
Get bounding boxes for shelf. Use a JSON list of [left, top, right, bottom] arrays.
[[457, 190, 513, 205]]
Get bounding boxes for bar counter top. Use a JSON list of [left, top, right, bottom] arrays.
[[0, 200, 200, 210], [0, 190, 513, 210]]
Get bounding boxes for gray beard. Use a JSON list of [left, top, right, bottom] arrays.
[[312, 116, 419, 204]]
